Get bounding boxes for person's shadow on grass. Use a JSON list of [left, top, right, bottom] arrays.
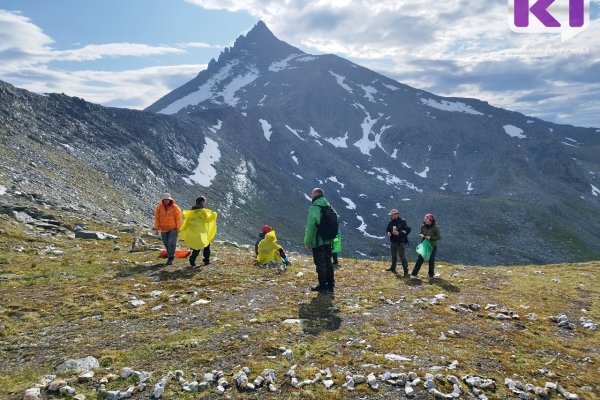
[[298, 292, 342, 336], [155, 266, 202, 281], [115, 263, 165, 278], [428, 277, 460, 293]]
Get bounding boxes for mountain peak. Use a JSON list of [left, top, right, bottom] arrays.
[[226, 20, 304, 59], [245, 20, 274, 40]]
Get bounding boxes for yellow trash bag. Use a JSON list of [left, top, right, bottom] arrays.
[[179, 208, 217, 250], [257, 230, 283, 264]]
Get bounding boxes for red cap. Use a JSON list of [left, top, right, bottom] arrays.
[[262, 225, 273, 233]]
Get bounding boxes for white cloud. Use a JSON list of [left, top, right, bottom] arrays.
[[0, 9, 208, 109], [3, 64, 207, 109]]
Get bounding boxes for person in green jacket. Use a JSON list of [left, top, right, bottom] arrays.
[[304, 188, 336, 292], [411, 213, 442, 279]]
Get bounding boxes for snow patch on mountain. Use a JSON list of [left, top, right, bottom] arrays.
[[308, 126, 321, 138], [353, 104, 379, 155], [158, 63, 234, 114], [0, 185, 6, 196], [341, 197, 356, 210], [233, 160, 256, 203], [324, 132, 349, 148], [259, 119, 272, 141], [208, 120, 222, 133], [562, 141, 579, 147], [592, 184, 600, 197], [373, 167, 423, 193], [220, 67, 260, 107], [382, 83, 399, 91], [420, 98, 484, 115], [360, 84, 378, 103], [291, 151, 299, 164], [295, 55, 318, 62], [293, 173, 303, 180], [356, 216, 385, 239], [390, 148, 398, 159], [327, 176, 345, 188], [285, 125, 306, 141], [415, 167, 429, 178], [503, 125, 527, 139], [376, 203, 385, 209], [183, 138, 221, 187], [329, 71, 353, 94], [268, 54, 301, 72], [466, 179, 474, 193], [258, 94, 267, 106]]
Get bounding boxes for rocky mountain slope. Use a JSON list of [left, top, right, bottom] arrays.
[[1, 21, 600, 265]]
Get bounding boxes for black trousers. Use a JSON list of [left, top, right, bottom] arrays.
[[412, 246, 437, 277], [390, 242, 408, 272], [312, 245, 334, 287], [190, 244, 210, 264]]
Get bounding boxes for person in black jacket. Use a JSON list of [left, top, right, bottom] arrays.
[[385, 209, 411, 277]]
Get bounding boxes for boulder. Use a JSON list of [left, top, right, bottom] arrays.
[[54, 356, 99, 373], [23, 388, 42, 400]]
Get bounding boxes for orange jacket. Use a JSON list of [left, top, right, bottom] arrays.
[[153, 201, 182, 232]]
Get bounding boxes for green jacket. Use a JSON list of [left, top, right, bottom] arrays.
[[420, 224, 441, 247], [304, 196, 334, 248]]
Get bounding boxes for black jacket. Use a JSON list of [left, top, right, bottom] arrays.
[[386, 218, 411, 244], [254, 232, 265, 255]]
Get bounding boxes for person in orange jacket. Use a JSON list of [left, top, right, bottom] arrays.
[[153, 193, 182, 265]]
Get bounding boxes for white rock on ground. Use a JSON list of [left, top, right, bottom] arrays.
[[23, 388, 42, 400], [385, 353, 411, 362], [78, 371, 94, 382], [48, 380, 67, 392], [342, 375, 355, 390], [54, 356, 100, 373], [120, 367, 133, 378]]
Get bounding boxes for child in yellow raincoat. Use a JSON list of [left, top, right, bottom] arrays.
[[256, 226, 290, 268], [179, 196, 217, 267]]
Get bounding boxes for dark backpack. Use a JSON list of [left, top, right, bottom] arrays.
[[316, 205, 339, 241]]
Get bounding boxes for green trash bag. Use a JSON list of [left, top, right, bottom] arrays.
[[416, 239, 433, 261], [332, 234, 341, 254]]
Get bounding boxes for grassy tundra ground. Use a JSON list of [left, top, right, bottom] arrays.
[[0, 213, 598, 399]]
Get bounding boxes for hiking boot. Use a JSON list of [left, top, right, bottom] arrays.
[[386, 267, 396, 272], [189, 258, 197, 267], [311, 285, 327, 292], [403, 272, 409, 278], [326, 283, 335, 292], [203, 260, 211, 266], [165, 258, 174, 266]]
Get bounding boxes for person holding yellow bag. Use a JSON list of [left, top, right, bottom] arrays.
[[179, 196, 217, 267]]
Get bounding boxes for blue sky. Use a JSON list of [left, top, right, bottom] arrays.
[[1, 0, 599, 127]]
